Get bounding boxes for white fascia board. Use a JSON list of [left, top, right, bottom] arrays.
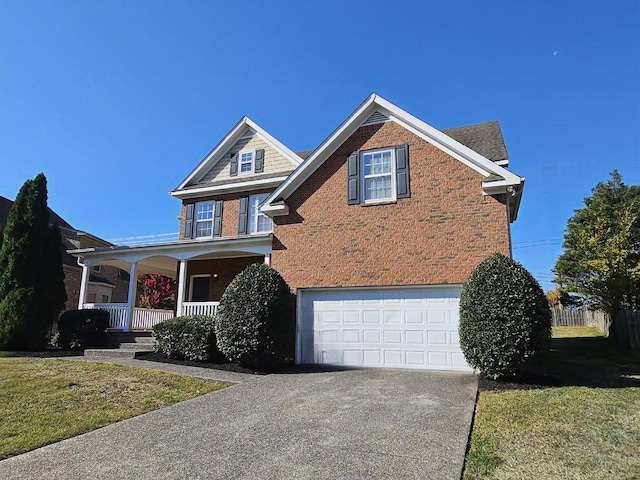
[[260, 201, 289, 217], [170, 176, 289, 200], [174, 117, 302, 192], [175, 117, 249, 191], [264, 94, 378, 207], [481, 177, 525, 195], [264, 94, 522, 210]]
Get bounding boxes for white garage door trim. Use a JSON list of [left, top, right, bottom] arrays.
[[297, 285, 471, 372]]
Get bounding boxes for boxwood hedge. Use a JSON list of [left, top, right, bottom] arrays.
[[215, 263, 295, 370], [459, 252, 552, 380], [153, 315, 221, 362]]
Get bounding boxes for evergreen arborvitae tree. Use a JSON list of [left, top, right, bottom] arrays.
[[0, 173, 66, 350]]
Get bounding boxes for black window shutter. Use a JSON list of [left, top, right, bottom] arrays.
[[347, 151, 360, 205], [255, 149, 265, 173], [238, 196, 248, 235], [213, 200, 223, 237], [230, 153, 238, 176], [395, 144, 410, 199], [184, 204, 194, 239]]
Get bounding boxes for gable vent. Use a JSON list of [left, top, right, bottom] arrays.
[[362, 110, 390, 126]]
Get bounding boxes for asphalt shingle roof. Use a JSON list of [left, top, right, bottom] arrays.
[[443, 120, 508, 162]]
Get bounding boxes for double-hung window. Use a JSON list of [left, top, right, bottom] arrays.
[[362, 148, 395, 202], [248, 194, 273, 234], [239, 151, 254, 174], [194, 201, 214, 238], [347, 144, 410, 205]]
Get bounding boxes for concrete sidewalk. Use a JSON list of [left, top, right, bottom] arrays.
[[0, 361, 478, 479]]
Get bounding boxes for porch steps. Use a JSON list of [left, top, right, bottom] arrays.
[[84, 332, 156, 359]]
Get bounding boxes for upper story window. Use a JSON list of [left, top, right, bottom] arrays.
[[194, 201, 214, 238], [184, 200, 223, 239], [362, 148, 395, 202], [230, 148, 265, 177], [239, 151, 254, 174], [248, 194, 273, 233], [347, 144, 410, 205]]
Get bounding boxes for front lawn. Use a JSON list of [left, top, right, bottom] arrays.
[[464, 326, 640, 480], [0, 357, 228, 460]]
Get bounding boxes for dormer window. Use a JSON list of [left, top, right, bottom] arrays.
[[230, 149, 265, 177], [239, 151, 254, 174]]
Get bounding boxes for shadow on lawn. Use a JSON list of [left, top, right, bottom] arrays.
[[480, 336, 640, 392], [545, 336, 640, 389]]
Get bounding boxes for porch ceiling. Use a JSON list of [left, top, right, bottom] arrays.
[[68, 234, 272, 278]]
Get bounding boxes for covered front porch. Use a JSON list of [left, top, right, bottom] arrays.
[[69, 234, 272, 331]]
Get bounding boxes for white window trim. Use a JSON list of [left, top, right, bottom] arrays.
[[238, 149, 255, 176], [361, 147, 396, 203], [248, 194, 273, 234], [194, 201, 214, 238], [189, 274, 211, 302], [92, 265, 102, 273]]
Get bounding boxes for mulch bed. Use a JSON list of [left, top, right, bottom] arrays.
[[134, 351, 267, 375], [478, 371, 563, 392]]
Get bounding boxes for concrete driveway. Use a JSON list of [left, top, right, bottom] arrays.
[[0, 366, 478, 479]]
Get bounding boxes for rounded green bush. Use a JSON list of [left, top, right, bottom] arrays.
[[459, 253, 552, 380], [215, 263, 295, 370]]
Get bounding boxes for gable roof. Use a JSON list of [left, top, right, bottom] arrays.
[[443, 121, 509, 164], [171, 117, 303, 197], [262, 94, 524, 220]]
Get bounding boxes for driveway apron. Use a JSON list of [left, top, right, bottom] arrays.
[[0, 367, 478, 479]]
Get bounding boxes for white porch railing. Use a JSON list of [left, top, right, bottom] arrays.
[[85, 303, 128, 329], [84, 303, 174, 330], [132, 308, 174, 330], [182, 301, 219, 317]]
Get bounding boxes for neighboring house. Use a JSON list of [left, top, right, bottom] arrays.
[[69, 94, 524, 371], [0, 195, 129, 310]]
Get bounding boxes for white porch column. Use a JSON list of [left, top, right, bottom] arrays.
[[125, 261, 138, 332], [176, 259, 187, 317], [78, 263, 91, 309], [264, 254, 271, 266]]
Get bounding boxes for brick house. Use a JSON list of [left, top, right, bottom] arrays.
[[70, 94, 524, 371], [0, 195, 129, 311]]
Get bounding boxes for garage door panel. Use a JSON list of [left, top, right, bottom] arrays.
[[300, 286, 471, 371]]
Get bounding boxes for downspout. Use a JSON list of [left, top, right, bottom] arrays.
[[506, 186, 515, 258]]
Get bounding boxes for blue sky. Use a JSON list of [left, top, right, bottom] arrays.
[[1, 0, 639, 291]]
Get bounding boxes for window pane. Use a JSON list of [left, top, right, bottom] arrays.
[[195, 202, 214, 220], [364, 175, 392, 200], [240, 152, 253, 173], [249, 194, 272, 233], [195, 221, 213, 237]]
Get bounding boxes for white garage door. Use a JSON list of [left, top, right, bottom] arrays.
[[298, 286, 470, 371]]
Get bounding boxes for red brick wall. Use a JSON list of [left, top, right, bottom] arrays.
[[185, 256, 264, 301], [271, 122, 511, 291], [63, 265, 81, 309]]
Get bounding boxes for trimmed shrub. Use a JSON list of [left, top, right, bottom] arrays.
[[0, 288, 39, 350], [153, 315, 221, 362], [57, 309, 110, 350], [215, 263, 295, 370], [459, 253, 552, 380]]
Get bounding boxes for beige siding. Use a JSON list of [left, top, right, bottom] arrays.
[[198, 131, 297, 184]]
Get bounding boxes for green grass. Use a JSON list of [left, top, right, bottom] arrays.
[[464, 326, 640, 480], [0, 357, 228, 460]]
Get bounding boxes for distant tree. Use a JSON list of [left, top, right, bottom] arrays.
[[138, 274, 176, 310], [554, 171, 640, 313], [546, 287, 581, 310], [0, 173, 66, 350]]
